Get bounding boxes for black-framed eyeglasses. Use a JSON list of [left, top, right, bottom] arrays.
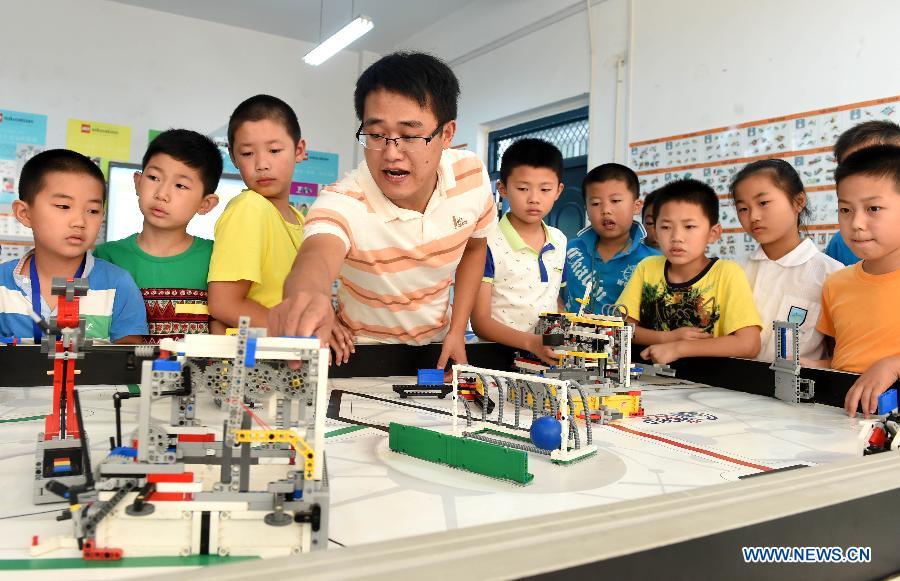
[[356, 123, 444, 152]]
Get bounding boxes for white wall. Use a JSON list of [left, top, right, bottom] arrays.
[[0, 0, 364, 177], [628, 0, 900, 142], [400, 0, 626, 165]]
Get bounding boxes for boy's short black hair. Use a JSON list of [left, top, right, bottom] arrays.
[[18, 149, 106, 205], [499, 138, 564, 183], [652, 179, 719, 225], [227, 94, 301, 150], [834, 120, 900, 163], [641, 189, 658, 218], [143, 129, 224, 196], [354, 52, 460, 125], [582, 163, 639, 199], [834, 144, 900, 192]]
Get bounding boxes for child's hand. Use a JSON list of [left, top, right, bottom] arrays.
[[527, 334, 560, 366], [844, 356, 900, 418], [640, 342, 683, 365], [665, 327, 711, 343], [328, 320, 355, 366]]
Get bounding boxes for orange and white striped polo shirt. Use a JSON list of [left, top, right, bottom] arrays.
[[304, 149, 497, 345]]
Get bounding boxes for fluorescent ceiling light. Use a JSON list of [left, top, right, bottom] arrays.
[[303, 15, 373, 66]]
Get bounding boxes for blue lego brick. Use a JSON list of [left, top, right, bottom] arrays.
[[417, 369, 444, 386], [110, 447, 138, 458], [52, 464, 72, 474], [877, 389, 898, 415], [152, 359, 182, 372], [245, 337, 258, 368]]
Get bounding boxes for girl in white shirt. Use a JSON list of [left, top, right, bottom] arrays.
[[731, 159, 842, 362]]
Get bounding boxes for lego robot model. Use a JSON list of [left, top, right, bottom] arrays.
[[38, 317, 330, 560], [514, 282, 642, 422], [33, 278, 94, 504], [451, 364, 598, 464]]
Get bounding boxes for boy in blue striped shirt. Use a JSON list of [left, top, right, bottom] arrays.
[[0, 150, 147, 343]]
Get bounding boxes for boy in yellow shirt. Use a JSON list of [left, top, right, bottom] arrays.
[[208, 95, 306, 330], [617, 179, 761, 364]]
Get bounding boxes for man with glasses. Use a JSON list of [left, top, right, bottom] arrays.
[[270, 52, 498, 370]]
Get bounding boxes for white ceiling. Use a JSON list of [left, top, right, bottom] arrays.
[[109, 0, 478, 54]]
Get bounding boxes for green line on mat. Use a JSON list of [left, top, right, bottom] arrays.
[[0, 555, 257, 570], [325, 425, 367, 438], [0, 415, 43, 424]]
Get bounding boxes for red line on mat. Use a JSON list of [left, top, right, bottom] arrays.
[[607, 423, 773, 472]]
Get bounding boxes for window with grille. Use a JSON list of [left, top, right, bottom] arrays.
[[488, 107, 589, 174]]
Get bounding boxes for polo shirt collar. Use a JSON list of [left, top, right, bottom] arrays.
[[748, 238, 819, 267], [575, 220, 646, 260], [12, 249, 96, 316], [498, 213, 554, 255], [354, 153, 451, 223]]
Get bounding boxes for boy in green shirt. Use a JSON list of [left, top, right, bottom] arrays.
[[94, 129, 223, 342]]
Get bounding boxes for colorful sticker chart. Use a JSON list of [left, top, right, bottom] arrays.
[[0, 109, 48, 261], [629, 96, 900, 262]]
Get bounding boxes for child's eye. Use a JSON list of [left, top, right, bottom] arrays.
[[868, 206, 882, 213], [88, 209, 101, 215], [55, 204, 70, 210], [270, 148, 283, 155], [176, 183, 189, 190], [736, 207, 747, 213], [759, 200, 768, 206], [686, 225, 696, 229], [240, 151, 252, 157], [146, 174, 160, 182], [838, 207, 851, 214]]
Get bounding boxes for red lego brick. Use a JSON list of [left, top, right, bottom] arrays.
[[147, 472, 195, 483], [82, 539, 123, 561], [869, 426, 887, 449], [177, 433, 216, 443], [147, 492, 191, 501]]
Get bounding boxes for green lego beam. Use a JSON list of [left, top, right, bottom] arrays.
[[388, 423, 534, 485]]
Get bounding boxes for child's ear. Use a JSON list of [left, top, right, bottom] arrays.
[[708, 223, 723, 244], [795, 191, 808, 213], [294, 139, 307, 164], [632, 196, 644, 216], [555, 182, 565, 199], [197, 193, 220, 216], [496, 179, 508, 199], [227, 146, 237, 165], [133, 171, 142, 193], [11, 200, 31, 229]]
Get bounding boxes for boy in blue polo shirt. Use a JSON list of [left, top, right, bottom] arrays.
[[563, 163, 660, 313], [471, 138, 566, 364], [0, 150, 147, 343]]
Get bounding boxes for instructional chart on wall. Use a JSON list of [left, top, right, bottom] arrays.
[[629, 96, 900, 262], [0, 109, 47, 262]]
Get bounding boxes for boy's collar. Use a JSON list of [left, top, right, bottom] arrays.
[[577, 220, 647, 258], [14, 249, 95, 279], [498, 213, 553, 253]]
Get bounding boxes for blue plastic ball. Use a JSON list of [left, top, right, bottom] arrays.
[[530, 416, 562, 450]]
